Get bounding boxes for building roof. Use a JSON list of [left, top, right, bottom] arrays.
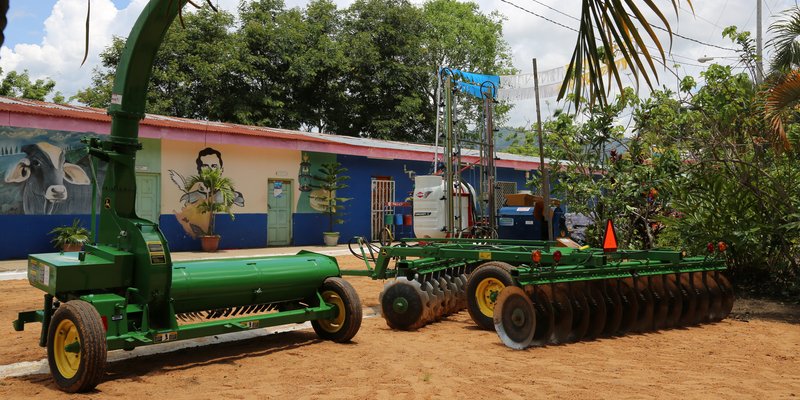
[[0, 96, 548, 170]]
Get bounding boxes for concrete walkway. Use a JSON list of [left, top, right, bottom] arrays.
[[0, 244, 355, 275]]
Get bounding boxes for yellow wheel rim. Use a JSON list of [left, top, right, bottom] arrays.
[[476, 277, 506, 317], [318, 290, 346, 333], [53, 319, 81, 379]]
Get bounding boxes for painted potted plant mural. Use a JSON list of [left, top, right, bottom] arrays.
[[184, 167, 237, 252], [311, 162, 351, 246], [49, 219, 90, 252]]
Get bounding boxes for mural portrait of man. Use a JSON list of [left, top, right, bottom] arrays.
[[170, 147, 244, 238]]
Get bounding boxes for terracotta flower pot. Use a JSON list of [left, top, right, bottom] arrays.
[[200, 235, 221, 252], [61, 243, 83, 252]]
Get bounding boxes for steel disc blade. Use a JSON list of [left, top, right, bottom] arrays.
[[631, 277, 655, 333], [583, 281, 607, 340], [601, 279, 623, 337], [617, 278, 639, 335], [548, 283, 574, 344], [650, 276, 670, 331], [664, 275, 683, 329], [715, 273, 735, 319], [692, 273, 710, 325], [704, 273, 723, 322], [677, 274, 698, 326], [529, 285, 554, 347], [380, 278, 429, 330], [494, 286, 536, 350], [567, 283, 591, 342]]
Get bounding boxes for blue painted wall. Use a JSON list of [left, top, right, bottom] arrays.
[[0, 215, 94, 259], [160, 213, 268, 251]]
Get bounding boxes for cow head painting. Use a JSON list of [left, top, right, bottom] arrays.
[[4, 142, 91, 214]]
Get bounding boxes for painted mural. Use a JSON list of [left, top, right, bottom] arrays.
[[169, 147, 245, 238], [0, 127, 105, 215], [296, 151, 335, 214]]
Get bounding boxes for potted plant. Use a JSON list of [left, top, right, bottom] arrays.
[[49, 219, 90, 252], [184, 167, 237, 252], [311, 162, 351, 246]]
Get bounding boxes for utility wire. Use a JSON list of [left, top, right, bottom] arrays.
[[500, 0, 578, 33]]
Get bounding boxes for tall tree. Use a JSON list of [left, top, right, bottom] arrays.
[[0, 68, 57, 101]]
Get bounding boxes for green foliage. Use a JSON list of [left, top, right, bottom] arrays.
[[183, 167, 238, 236], [75, 0, 512, 142], [311, 162, 352, 232], [0, 68, 57, 101], [48, 219, 90, 250]]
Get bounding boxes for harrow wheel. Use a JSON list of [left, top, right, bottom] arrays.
[[466, 262, 514, 330], [312, 277, 362, 342], [379, 277, 430, 331], [494, 286, 536, 350], [47, 300, 107, 393]]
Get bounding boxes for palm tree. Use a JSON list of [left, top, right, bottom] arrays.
[[563, 1, 687, 108], [764, 7, 800, 151]]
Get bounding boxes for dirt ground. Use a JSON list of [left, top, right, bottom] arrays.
[[0, 255, 798, 399]]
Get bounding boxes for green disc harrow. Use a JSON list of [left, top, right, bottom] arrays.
[[344, 238, 733, 348]]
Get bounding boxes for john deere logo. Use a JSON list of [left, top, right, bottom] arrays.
[[104, 198, 111, 209]]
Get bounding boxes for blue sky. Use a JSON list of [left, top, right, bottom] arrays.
[[0, 0, 795, 127]]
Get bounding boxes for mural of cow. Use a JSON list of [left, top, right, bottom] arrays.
[[4, 142, 91, 214]]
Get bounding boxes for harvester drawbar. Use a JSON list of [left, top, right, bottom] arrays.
[[12, 0, 361, 393], [344, 236, 733, 349]]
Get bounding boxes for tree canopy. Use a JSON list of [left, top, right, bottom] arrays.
[[0, 67, 63, 102], [74, 0, 513, 142]]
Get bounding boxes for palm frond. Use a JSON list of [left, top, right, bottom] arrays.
[[767, 7, 800, 73], [763, 70, 799, 151], [560, 0, 686, 109]]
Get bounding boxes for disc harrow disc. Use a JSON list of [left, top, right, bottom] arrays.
[[691, 273, 710, 325], [704, 273, 723, 322], [583, 281, 607, 340], [567, 283, 591, 342], [630, 277, 655, 333], [650, 276, 670, 331], [494, 286, 536, 350], [677, 274, 698, 326], [616, 279, 639, 335], [544, 283, 574, 344], [528, 285, 554, 347], [601, 280, 624, 337], [664, 275, 683, 329], [379, 277, 430, 330], [714, 273, 735, 320]]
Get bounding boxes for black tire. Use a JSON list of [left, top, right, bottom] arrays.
[[466, 262, 515, 330], [312, 277, 363, 342], [47, 300, 107, 393]]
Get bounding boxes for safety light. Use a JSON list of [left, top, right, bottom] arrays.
[[553, 250, 562, 264], [718, 242, 728, 252], [707, 242, 715, 253], [532, 250, 542, 263]]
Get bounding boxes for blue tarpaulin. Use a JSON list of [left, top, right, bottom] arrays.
[[443, 68, 499, 99]]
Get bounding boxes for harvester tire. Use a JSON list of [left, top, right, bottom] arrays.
[[46, 300, 107, 393], [466, 262, 514, 330], [312, 277, 362, 343]]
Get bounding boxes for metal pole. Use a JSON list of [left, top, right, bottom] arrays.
[[533, 58, 553, 241], [485, 92, 496, 233], [756, 0, 763, 84], [444, 76, 454, 236]]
